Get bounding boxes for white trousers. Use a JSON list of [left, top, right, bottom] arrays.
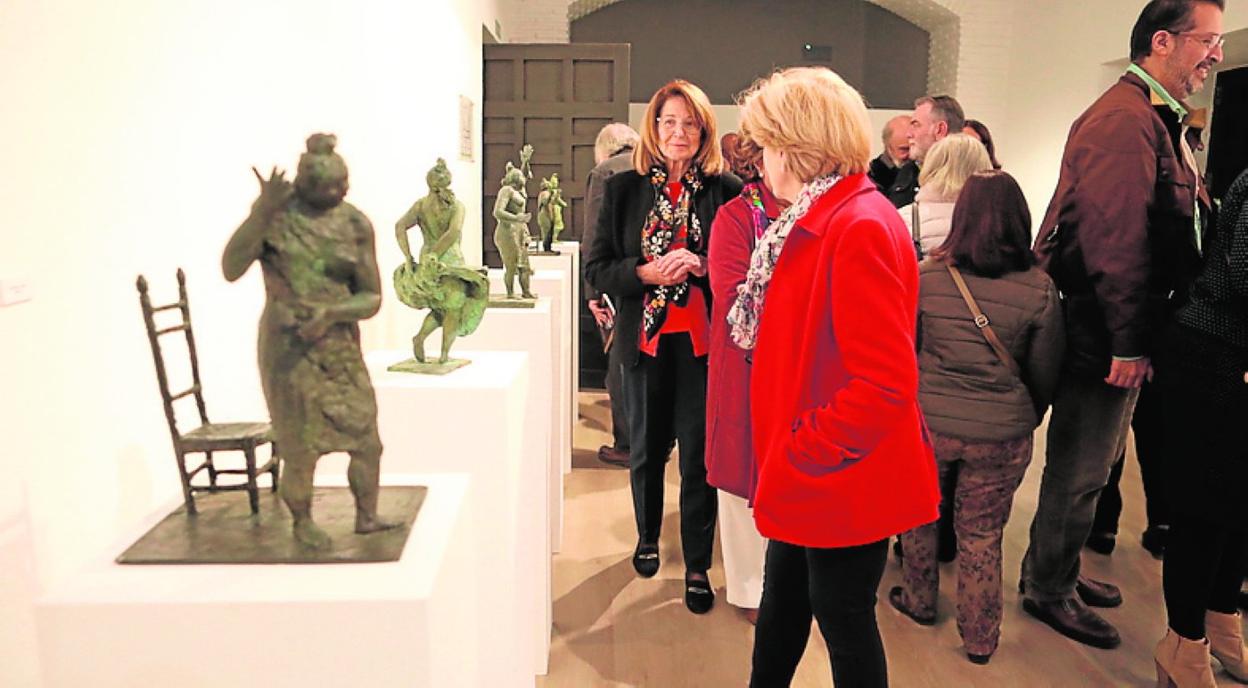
[[717, 490, 766, 609]]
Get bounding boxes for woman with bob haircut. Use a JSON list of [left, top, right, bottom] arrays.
[[584, 79, 741, 614], [731, 66, 940, 687], [898, 133, 993, 257], [889, 170, 1065, 665], [962, 119, 1003, 170]]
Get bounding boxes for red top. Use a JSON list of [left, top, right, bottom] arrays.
[[749, 174, 940, 548], [639, 180, 709, 357], [705, 183, 781, 500]]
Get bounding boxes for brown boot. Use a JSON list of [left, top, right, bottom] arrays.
[[1206, 610, 1248, 682], [1154, 630, 1216, 688]]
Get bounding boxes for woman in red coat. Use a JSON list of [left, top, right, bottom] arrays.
[[733, 67, 941, 687], [706, 134, 787, 624]]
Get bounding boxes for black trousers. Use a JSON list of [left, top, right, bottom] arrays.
[[750, 538, 890, 688], [605, 332, 630, 451], [1164, 515, 1248, 640], [620, 333, 716, 572], [1091, 380, 1169, 535]]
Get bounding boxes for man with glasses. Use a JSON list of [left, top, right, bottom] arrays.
[[1025, 0, 1222, 650]]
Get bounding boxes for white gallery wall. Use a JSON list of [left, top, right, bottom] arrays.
[[0, 1, 499, 685]]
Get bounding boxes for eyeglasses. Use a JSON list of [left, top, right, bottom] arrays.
[[1168, 30, 1226, 51], [657, 117, 701, 136]]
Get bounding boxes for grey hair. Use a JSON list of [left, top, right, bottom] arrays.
[[594, 123, 640, 163]]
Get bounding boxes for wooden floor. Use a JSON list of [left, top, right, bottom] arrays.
[[538, 392, 1243, 687]]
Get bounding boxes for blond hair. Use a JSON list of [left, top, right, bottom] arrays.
[[634, 80, 724, 176], [737, 67, 872, 182], [917, 134, 992, 201]]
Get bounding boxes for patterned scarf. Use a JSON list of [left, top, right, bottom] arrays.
[[641, 164, 704, 338], [728, 174, 842, 350], [742, 183, 770, 240]]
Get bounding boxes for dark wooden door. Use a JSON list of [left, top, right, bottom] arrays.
[[483, 42, 630, 389]]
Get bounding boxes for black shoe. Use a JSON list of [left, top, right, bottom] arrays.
[[597, 445, 630, 467], [632, 541, 659, 578], [1084, 531, 1116, 555], [888, 586, 936, 626], [685, 572, 714, 614], [1022, 597, 1121, 649], [1075, 576, 1122, 608], [966, 652, 992, 665], [1141, 526, 1168, 559]]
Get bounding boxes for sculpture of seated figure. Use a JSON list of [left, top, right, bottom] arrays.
[[222, 133, 398, 550], [393, 158, 489, 368]]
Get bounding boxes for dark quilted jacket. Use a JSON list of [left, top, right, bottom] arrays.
[[917, 260, 1066, 441]]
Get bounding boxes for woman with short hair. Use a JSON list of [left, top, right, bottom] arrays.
[[889, 170, 1065, 665], [733, 66, 940, 687], [898, 133, 992, 257], [584, 79, 740, 614]]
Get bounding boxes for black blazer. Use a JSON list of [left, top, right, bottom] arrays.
[[584, 169, 743, 367]]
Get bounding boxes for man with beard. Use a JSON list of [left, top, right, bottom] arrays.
[[1023, 0, 1222, 650], [886, 96, 964, 208]]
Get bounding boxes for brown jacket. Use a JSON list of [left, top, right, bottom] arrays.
[[1033, 72, 1208, 378], [917, 261, 1065, 442]]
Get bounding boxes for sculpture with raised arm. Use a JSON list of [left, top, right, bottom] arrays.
[[222, 133, 397, 550]]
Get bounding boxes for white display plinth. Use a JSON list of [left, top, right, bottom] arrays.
[[36, 473, 476, 688], [364, 350, 548, 678], [537, 242, 580, 405], [382, 301, 559, 668], [490, 268, 573, 477]]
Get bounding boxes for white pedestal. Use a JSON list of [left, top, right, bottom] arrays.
[[36, 473, 477, 688], [365, 350, 548, 678], [380, 300, 561, 666], [540, 242, 580, 403], [490, 268, 573, 477]]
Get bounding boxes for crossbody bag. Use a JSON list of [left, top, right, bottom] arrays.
[[946, 264, 1022, 378]]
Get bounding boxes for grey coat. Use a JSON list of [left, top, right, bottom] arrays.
[[581, 148, 635, 299], [917, 260, 1065, 441]]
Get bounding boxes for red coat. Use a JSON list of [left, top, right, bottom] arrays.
[[706, 183, 781, 500], [750, 174, 940, 548]]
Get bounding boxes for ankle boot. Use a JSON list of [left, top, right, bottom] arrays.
[[1155, 630, 1216, 688], [1206, 610, 1248, 682]]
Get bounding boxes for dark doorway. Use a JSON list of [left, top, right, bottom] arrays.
[[1209, 66, 1248, 204]]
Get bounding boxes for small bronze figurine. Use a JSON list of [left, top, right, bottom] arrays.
[[392, 158, 489, 371], [492, 161, 536, 299], [536, 173, 568, 252], [222, 133, 398, 550]]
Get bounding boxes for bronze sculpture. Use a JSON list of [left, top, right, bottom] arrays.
[[222, 133, 397, 550], [392, 158, 489, 372], [492, 159, 536, 300], [536, 173, 568, 253]]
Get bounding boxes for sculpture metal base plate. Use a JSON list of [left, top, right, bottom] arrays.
[[488, 294, 537, 309], [387, 357, 470, 375], [530, 249, 561, 256], [116, 486, 426, 565]]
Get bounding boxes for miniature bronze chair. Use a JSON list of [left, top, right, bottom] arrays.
[[137, 269, 279, 515]]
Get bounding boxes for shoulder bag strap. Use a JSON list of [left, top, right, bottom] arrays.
[[946, 264, 1023, 379], [911, 201, 922, 244]]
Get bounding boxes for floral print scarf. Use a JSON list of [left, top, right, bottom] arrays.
[[728, 174, 841, 350], [640, 164, 704, 338]]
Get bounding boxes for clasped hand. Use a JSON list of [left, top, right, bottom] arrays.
[[648, 249, 704, 285]]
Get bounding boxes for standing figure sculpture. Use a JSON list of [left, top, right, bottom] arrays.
[[536, 173, 568, 252], [393, 158, 489, 369], [493, 162, 536, 299], [222, 133, 397, 550]]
